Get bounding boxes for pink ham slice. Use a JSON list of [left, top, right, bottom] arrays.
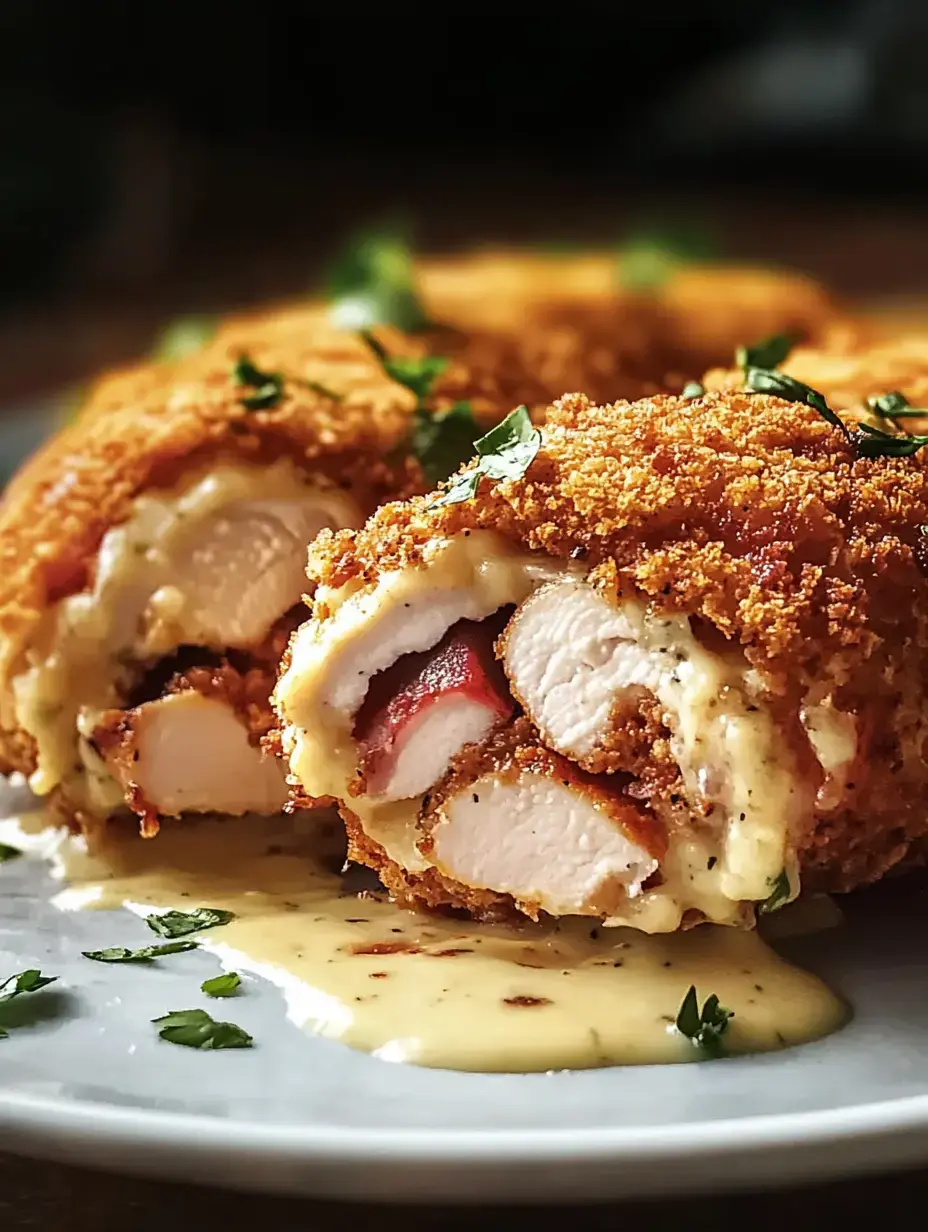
[[352, 613, 515, 802]]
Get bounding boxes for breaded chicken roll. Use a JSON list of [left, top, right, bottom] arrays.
[[276, 389, 928, 933], [0, 274, 676, 839], [414, 249, 853, 382], [231, 243, 853, 406], [0, 314, 428, 837]]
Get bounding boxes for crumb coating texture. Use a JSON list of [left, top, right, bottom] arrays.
[[307, 390, 928, 895]]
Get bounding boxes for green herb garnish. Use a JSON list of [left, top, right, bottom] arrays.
[[0, 969, 58, 1038], [233, 354, 284, 410], [145, 908, 235, 939], [759, 869, 791, 914], [152, 1008, 253, 1050], [681, 381, 705, 399], [201, 972, 242, 998], [745, 368, 928, 458], [152, 315, 218, 362], [361, 333, 448, 402], [744, 367, 850, 439], [869, 390, 912, 418], [736, 333, 795, 372], [82, 941, 198, 964], [432, 405, 541, 507], [866, 390, 928, 420], [303, 379, 343, 402], [0, 842, 22, 863], [412, 401, 480, 487], [675, 985, 733, 1058], [853, 422, 928, 458], [0, 969, 56, 998], [616, 225, 716, 291], [361, 332, 479, 484], [327, 231, 430, 332]]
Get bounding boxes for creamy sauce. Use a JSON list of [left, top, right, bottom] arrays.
[[9, 459, 359, 807], [48, 813, 847, 1072], [279, 530, 570, 810], [277, 530, 807, 931]]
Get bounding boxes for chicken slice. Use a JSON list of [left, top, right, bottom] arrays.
[[418, 723, 662, 919], [276, 530, 567, 805], [95, 689, 288, 829], [353, 614, 514, 801], [137, 493, 357, 655], [501, 578, 810, 903]]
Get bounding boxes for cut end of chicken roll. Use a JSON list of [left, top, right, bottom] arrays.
[[7, 457, 362, 832], [277, 526, 830, 932], [95, 690, 288, 833]]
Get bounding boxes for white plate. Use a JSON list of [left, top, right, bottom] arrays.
[[2, 406, 928, 1203], [3, 795, 928, 1204]]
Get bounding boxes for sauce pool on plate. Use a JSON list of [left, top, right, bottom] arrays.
[[40, 812, 848, 1071]]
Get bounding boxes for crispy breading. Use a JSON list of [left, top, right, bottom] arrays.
[[416, 250, 851, 377], [704, 334, 928, 433], [0, 312, 419, 771], [309, 390, 928, 692], [305, 389, 928, 897]]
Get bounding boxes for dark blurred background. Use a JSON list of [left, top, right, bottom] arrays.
[[3, 0, 928, 401]]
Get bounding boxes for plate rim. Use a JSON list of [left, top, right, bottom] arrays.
[[4, 1087, 928, 1202]]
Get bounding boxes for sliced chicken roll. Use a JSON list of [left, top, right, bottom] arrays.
[[0, 310, 425, 838], [277, 389, 928, 932]]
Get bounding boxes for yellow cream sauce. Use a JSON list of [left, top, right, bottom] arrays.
[[42, 812, 846, 1072]]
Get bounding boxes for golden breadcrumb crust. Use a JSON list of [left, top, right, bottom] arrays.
[[306, 390, 928, 897], [0, 310, 421, 770], [704, 334, 928, 433], [309, 390, 928, 692], [416, 251, 853, 376]]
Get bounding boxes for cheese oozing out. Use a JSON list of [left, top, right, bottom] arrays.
[[278, 531, 849, 931], [8, 458, 360, 813]]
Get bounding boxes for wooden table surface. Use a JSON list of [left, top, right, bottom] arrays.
[[0, 1150, 923, 1230]]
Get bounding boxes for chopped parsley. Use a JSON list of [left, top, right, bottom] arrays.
[[361, 333, 448, 402], [744, 367, 850, 439], [745, 369, 928, 459], [432, 405, 541, 507], [736, 332, 795, 372], [82, 941, 198, 964], [681, 381, 705, 399], [868, 390, 916, 418], [412, 401, 480, 487], [759, 869, 792, 914], [853, 422, 928, 458], [675, 985, 732, 1058], [0, 969, 58, 1039], [615, 225, 716, 291], [303, 379, 343, 402], [362, 332, 479, 484], [201, 972, 242, 998], [152, 1008, 253, 1050], [152, 315, 218, 362], [0, 842, 22, 863], [233, 354, 284, 410], [145, 908, 235, 939], [327, 231, 430, 332], [856, 391, 928, 456]]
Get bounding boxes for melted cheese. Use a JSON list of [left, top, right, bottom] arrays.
[[47, 812, 846, 1072], [278, 530, 571, 803], [278, 531, 806, 931], [11, 459, 359, 802]]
